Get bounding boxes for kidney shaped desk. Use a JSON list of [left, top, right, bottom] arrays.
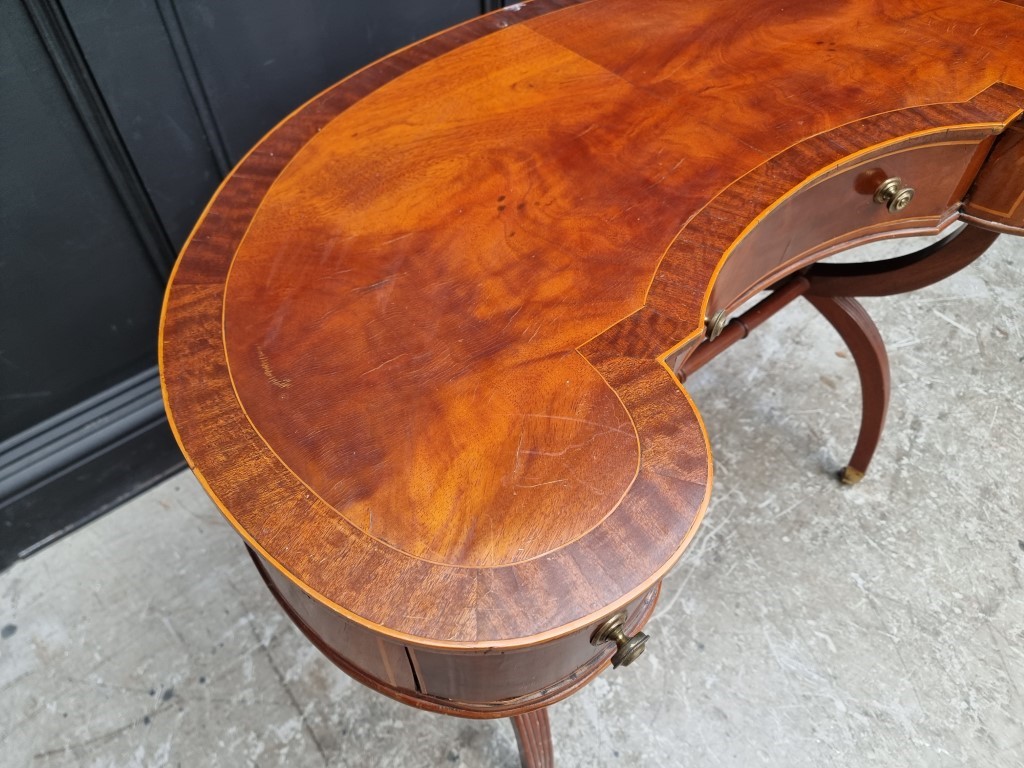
[[159, 1, 1024, 764]]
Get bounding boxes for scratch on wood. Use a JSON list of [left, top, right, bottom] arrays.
[[257, 347, 292, 388], [515, 478, 568, 489], [516, 413, 634, 437], [360, 352, 409, 377]]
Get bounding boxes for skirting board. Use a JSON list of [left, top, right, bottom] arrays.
[[0, 367, 185, 571]]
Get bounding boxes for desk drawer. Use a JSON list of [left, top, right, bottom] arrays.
[[410, 583, 659, 709], [255, 544, 661, 715], [708, 130, 998, 314]]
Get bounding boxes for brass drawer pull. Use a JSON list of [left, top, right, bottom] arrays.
[[873, 176, 915, 213], [706, 309, 729, 341], [591, 612, 649, 668]]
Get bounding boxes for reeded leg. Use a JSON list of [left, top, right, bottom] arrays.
[[804, 295, 890, 484], [511, 708, 554, 768]]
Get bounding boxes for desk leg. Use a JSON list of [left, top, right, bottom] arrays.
[[799, 223, 998, 482], [805, 294, 890, 484], [511, 707, 554, 768]]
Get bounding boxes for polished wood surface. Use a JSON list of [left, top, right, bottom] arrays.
[[160, 0, 1024, 726]]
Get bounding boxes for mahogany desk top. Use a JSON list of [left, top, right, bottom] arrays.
[[160, 0, 1024, 744]]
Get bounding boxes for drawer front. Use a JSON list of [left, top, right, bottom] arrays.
[[708, 131, 997, 314], [410, 583, 660, 709], [254, 545, 661, 715]]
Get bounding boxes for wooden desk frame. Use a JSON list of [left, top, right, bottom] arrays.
[[159, 2, 1024, 765]]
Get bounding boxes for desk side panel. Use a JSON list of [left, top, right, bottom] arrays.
[[964, 121, 1024, 233]]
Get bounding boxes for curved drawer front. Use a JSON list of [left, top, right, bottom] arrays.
[[252, 549, 659, 716], [708, 128, 998, 314], [408, 584, 657, 709]]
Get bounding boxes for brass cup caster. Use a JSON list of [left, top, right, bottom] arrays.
[[839, 466, 865, 485], [590, 612, 649, 668]]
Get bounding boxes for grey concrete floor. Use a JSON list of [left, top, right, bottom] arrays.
[[2, 232, 1023, 767]]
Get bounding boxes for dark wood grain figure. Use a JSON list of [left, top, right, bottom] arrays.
[[160, 1, 1024, 764]]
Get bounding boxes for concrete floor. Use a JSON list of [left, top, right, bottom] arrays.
[[2, 232, 1023, 767]]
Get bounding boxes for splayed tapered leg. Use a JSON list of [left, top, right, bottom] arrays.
[[511, 707, 554, 768], [805, 294, 890, 483]]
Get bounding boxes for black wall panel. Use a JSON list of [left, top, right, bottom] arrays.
[[171, 0, 479, 163], [60, 0, 224, 248], [0, 0, 165, 439], [59, 0, 480, 251]]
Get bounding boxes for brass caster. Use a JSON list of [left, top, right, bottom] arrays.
[[839, 466, 865, 485]]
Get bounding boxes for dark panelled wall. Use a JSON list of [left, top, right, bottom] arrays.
[[0, 0, 487, 570]]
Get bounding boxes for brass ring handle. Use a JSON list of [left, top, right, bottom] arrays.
[[873, 176, 915, 213], [590, 612, 649, 668]]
